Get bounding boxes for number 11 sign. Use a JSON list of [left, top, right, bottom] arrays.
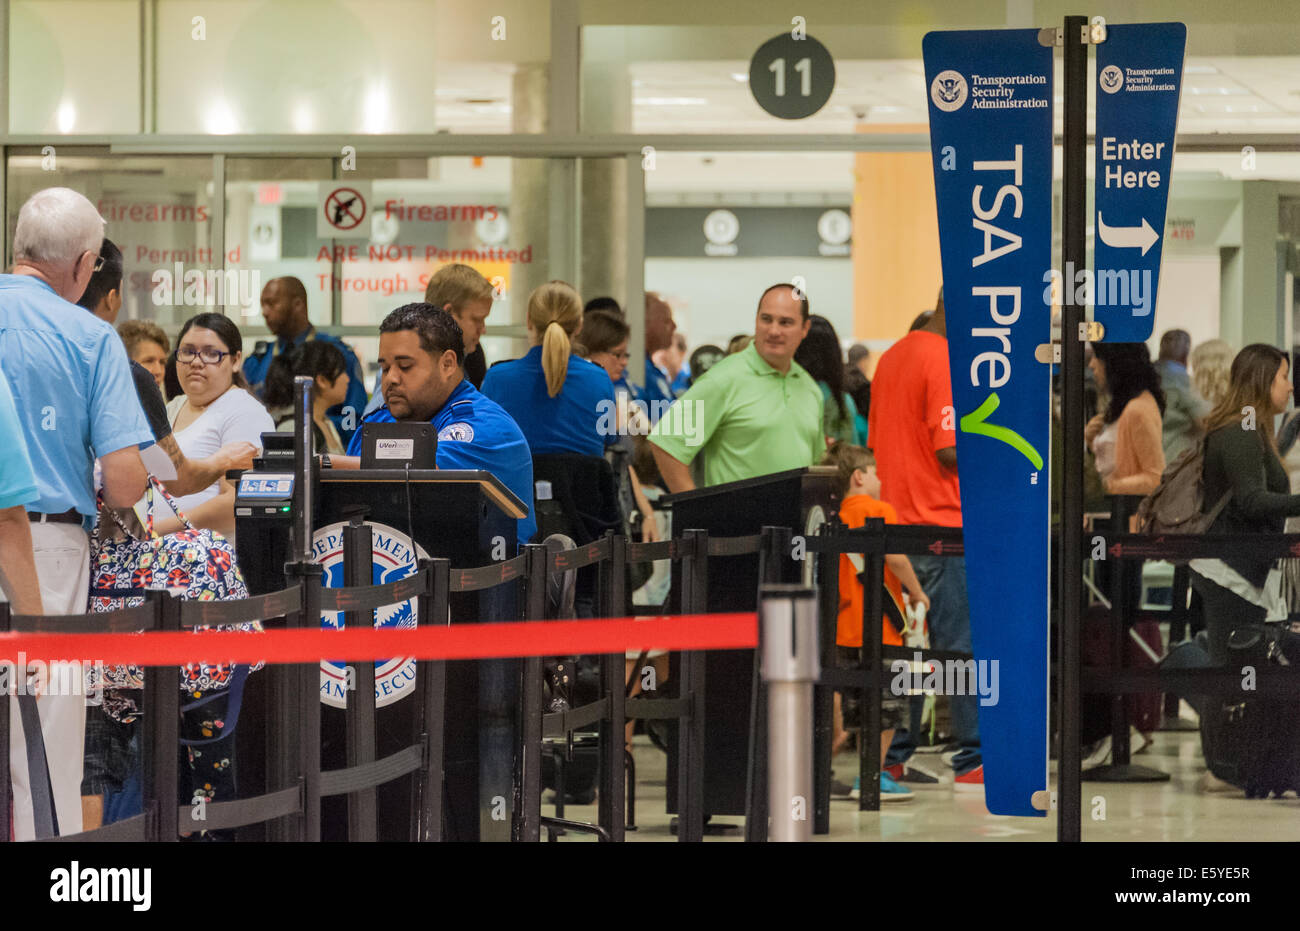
[[749, 32, 836, 120]]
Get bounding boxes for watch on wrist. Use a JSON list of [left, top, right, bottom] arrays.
[[320, 453, 332, 469]]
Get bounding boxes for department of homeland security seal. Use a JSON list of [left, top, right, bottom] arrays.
[[438, 422, 475, 442], [313, 521, 429, 708]]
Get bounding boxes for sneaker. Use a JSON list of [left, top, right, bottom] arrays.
[[886, 761, 945, 787], [1082, 736, 1112, 769], [880, 771, 914, 801], [849, 773, 915, 801], [954, 764, 985, 792]]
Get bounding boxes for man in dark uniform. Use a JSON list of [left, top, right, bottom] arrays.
[[243, 276, 368, 444], [340, 303, 535, 547]]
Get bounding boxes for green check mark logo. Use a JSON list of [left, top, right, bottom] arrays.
[[959, 392, 1044, 470]]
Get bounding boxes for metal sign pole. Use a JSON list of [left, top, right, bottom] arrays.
[[1057, 12, 1089, 843]]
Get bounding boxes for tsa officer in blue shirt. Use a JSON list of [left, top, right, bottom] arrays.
[[341, 303, 536, 547], [243, 276, 368, 444]]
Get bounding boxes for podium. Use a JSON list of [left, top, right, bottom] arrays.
[[235, 468, 527, 842], [664, 466, 838, 818]]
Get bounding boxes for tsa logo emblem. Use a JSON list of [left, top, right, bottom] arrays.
[[1099, 65, 1123, 94], [313, 521, 429, 708], [930, 70, 968, 112], [438, 422, 474, 442]]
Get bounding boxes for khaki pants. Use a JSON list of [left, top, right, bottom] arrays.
[[5, 522, 89, 840]]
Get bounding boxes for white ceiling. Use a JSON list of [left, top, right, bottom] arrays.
[[432, 56, 1300, 136]]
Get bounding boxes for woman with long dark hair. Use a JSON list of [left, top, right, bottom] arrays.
[[1085, 342, 1166, 495], [794, 315, 863, 446], [1191, 344, 1300, 663]]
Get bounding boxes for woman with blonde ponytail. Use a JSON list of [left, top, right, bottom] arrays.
[[481, 280, 617, 457]]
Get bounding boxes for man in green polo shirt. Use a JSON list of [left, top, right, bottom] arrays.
[[649, 283, 823, 491]]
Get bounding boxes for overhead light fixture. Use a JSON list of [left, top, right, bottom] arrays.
[[730, 72, 747, 82], [56, 100, 75, 133], [634, 97, 708, 106]]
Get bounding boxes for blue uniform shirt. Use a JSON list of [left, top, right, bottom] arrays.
[[480, 346, 617, 458], [0, 369, 38, 511], [0, 275, 152, 521], [243, 325, 369, 445], [348, 378, 536, 546], [638, 354, 675, 424]]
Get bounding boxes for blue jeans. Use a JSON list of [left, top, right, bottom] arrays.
[[908, 554, 981, 773]]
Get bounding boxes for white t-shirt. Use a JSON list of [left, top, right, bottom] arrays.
[[159, 387, 273, 518]]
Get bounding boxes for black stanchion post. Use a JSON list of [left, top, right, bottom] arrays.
[[342, 516, 377, 841], [1110, 498, 1132, 765], [860, 520, 885, 812], [813, 520, 843, 835], [677, 528, 708, 843], [746, 525, 789, 842], [288, 373, 321, 842], [0, 601, 10, 842], [420, 557, 450, 842], [285, 559, 323, 842], [513, 543, 548, 842], [150, 592, 182, 842], [598, 532, 627, 842], [1058, 12, 1089, 843]]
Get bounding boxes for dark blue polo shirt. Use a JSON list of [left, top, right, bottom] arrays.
[[348, 378, 536, 546], [479, 346, 617, 458]]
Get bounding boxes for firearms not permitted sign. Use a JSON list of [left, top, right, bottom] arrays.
[[318, 182, 372, 239], [748, 32, 835, 120], [1092, 22, 1186, 342]]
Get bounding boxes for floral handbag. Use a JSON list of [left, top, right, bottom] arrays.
[[86, 477, 264, 725]]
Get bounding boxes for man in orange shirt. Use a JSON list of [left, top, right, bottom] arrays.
[[868, 288, 983, 789]]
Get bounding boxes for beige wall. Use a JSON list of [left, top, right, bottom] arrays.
[[852, 124, 942, 343]]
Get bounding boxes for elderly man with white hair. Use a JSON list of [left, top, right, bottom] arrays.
[[0, 187, 152, 839]]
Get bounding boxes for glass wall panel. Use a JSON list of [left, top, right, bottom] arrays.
[[225, 155, 563, 394], [6, 151, 215, 328]]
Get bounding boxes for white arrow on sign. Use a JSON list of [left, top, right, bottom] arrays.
[[1097, 214, 1160, 256]]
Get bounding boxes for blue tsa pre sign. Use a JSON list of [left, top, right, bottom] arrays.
[[923, 28, 1053, 817], [313, 521, 429, 708], [1093, 23, 1185, 342]]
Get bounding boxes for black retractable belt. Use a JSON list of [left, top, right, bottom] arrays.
[[18, 694, 59, 838]]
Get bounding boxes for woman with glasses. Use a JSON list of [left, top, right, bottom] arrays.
[[156, 313, 273, 537]]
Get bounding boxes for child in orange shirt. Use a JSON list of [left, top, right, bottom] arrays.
[[824, 442, 929, 800]]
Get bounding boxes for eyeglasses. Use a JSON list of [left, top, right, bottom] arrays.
[[92, 254, 105, 273], [177, 346, 231, 365]]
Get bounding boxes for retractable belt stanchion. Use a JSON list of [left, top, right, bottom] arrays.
[[745, 525, 791, 842], [676, 528, 708, 842], [514, 543, 548, 842], [342, 514, 378, 841], [1085, 495, 1169, 784], [0, 601, 10, 841], [148, 593, 182, 842], [416, 557, 450, 842], [761, 585, 819, 843], [812, 520, 845, 835], [597, 532, 627, 842], [860, 521, 886, 813]]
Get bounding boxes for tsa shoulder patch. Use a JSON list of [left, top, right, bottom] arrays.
[[438, 422, 475, 443]]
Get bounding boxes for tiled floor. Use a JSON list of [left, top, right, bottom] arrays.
[[542, 728, 1300, 842]]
